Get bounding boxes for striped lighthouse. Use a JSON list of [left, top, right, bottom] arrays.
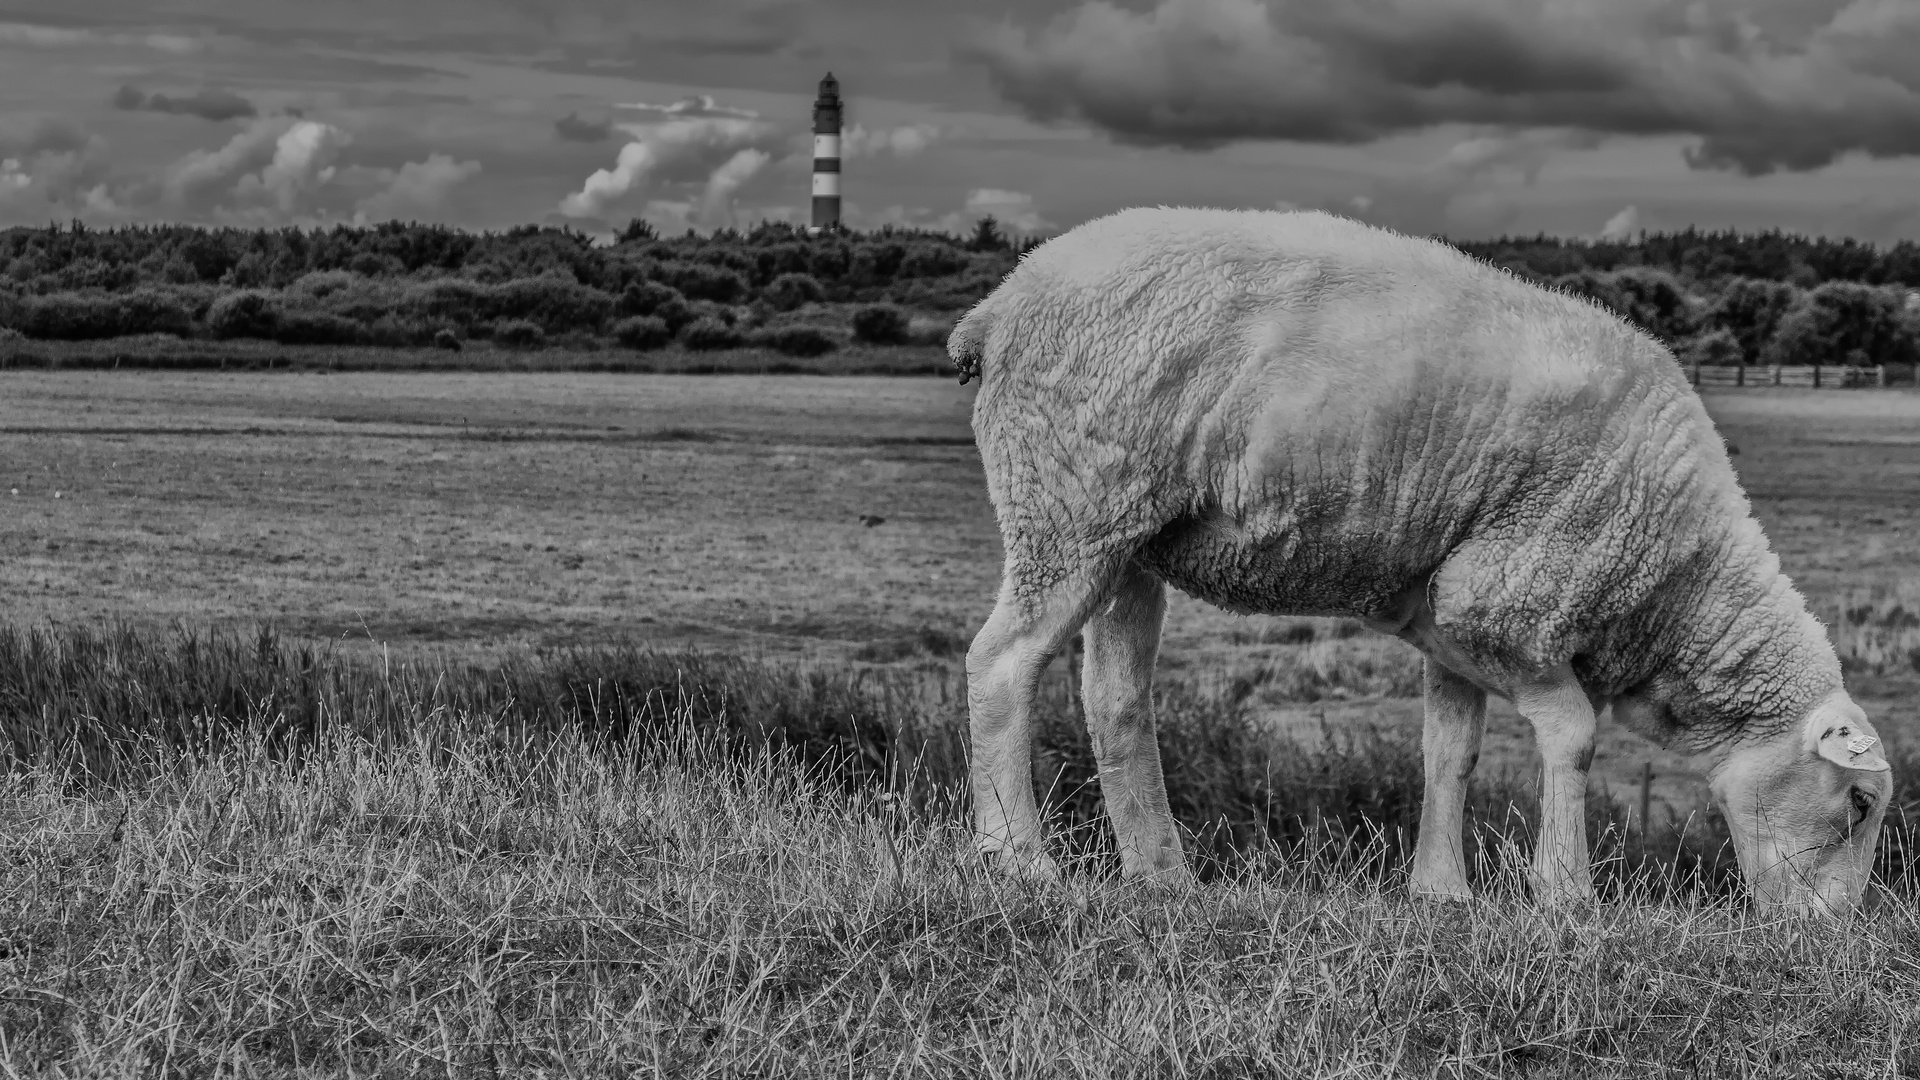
[[810, 72, 842, 233]]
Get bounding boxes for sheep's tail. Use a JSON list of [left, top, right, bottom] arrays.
[[947, 297, 997, 386]]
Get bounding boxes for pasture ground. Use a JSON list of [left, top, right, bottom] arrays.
[[1, 710, 1915, 1077], [3, 372, 1920, 1075]]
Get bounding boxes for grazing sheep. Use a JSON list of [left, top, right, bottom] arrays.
[[950, 207, 1893, 914]]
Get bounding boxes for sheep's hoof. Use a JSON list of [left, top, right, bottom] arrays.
[[1529, 876, 1598, 912], [1409, 880, 1474, 903], [980, 845, 1062, 884]]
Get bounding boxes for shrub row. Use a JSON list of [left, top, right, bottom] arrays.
[[0, 279, 942, 357], [0, 220, 1030, 315], [1552, 272, 1920, 367]]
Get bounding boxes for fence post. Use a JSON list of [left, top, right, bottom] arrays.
[[1813, 365, 1821, 389], [1689, 363, 1700, 387], [1735, 364, 1744, 387], [1878, 365, 1888, 388], [1770, 364, 1782, 386]]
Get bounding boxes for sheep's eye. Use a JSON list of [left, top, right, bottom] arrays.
[[1849, 787, 1876, 828]]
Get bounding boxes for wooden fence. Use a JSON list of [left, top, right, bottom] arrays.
[[1689, 364, 1890, 389]]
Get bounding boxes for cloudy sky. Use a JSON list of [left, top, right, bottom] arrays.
[[2, 0, 1918, 242]]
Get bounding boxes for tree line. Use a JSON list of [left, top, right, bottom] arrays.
[[0, 216, 1915, 364]]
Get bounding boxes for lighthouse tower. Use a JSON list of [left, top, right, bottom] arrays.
[[810, 73, 842, 233]]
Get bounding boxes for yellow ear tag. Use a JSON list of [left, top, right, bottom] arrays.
[[1846, 732, 1878, 756]]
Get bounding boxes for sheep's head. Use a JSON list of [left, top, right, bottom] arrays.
[[1709, 691, 1893, 916]]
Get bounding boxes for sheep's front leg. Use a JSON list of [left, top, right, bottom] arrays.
[[1513, 668, 1599, 907], [967, 566, 1111, 881], [1081, 567, 1190, 882], [1409, 659, 1486, 900]]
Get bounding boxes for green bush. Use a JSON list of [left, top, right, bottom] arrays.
[[753, 324, 837, 357], [433, 328, 462, 351], [362, 315, 438, 348], [763, 272, 824, 312], [660, 261, 748, 303], [347, 252, 404, 277], [493, 319, 545, 349], [612, 315, 671, 350], [1607, 267, 1698, 344], [118, 289, 196, 337], [488, 274, 614, 333], [1681, 327, 1742, 366], [678, 316, 743, 351], [1707, 278, 1800, 365], [19, 292, 129, 340], [896, 242, 969, 279], [272, 309, 363, 346], [287, 270, 360, 298], [1764, 282, 1919, 367], [206, 290, 279, 340], [12, 289, 195, 340], [619, 281, 693, 331], [851, 303, 910, 345]]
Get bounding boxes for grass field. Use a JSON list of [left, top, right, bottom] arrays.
[[3, 371, 1920, 1074], [0, 665, 1915, 1078], [0, 334, 956, 376], [3, 371, 1917, 808]]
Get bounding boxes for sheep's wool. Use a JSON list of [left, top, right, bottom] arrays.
[[951, 207, 1839, 748]]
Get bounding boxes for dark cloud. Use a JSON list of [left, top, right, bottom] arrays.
[[112, 84, 257, 121], [0, 116, 91, 157], [970, 0, 1920, 174], [554, 111, 612, 142], [634, 0, 804, 57]]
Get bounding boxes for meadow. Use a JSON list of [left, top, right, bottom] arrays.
[[2, 369, 1920, 1075]]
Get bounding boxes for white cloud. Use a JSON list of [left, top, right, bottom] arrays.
[[79, 184, 120, 214], [558, 98, 785, 227], [163, 117, 298, 210], [0, 118, 113, 218], [1599, 205, 1642, 242], [353, 153, 482, 225], [698, 148, 770, 229], [842, 123, 940, 158], [160, 116, 352, 221], [233, 120, 350, 213], [614, 95, 760, 121], [962, 188, 1053, 234], [0, 21, 201, 52]]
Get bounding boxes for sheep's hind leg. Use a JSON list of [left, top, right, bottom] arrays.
[[1409, 659, 1486, 901], [1513, 667, 1599, 908], [966, 560, 1115, 881], [1081, 565, 1190, 883]]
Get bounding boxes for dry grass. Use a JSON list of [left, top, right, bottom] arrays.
[[3, 703, 1917, 1078]]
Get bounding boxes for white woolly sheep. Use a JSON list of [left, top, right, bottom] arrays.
[[949, 206, 1894, 914]]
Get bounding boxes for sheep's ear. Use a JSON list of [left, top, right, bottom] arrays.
[[1809, 717, 1892, 773]]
